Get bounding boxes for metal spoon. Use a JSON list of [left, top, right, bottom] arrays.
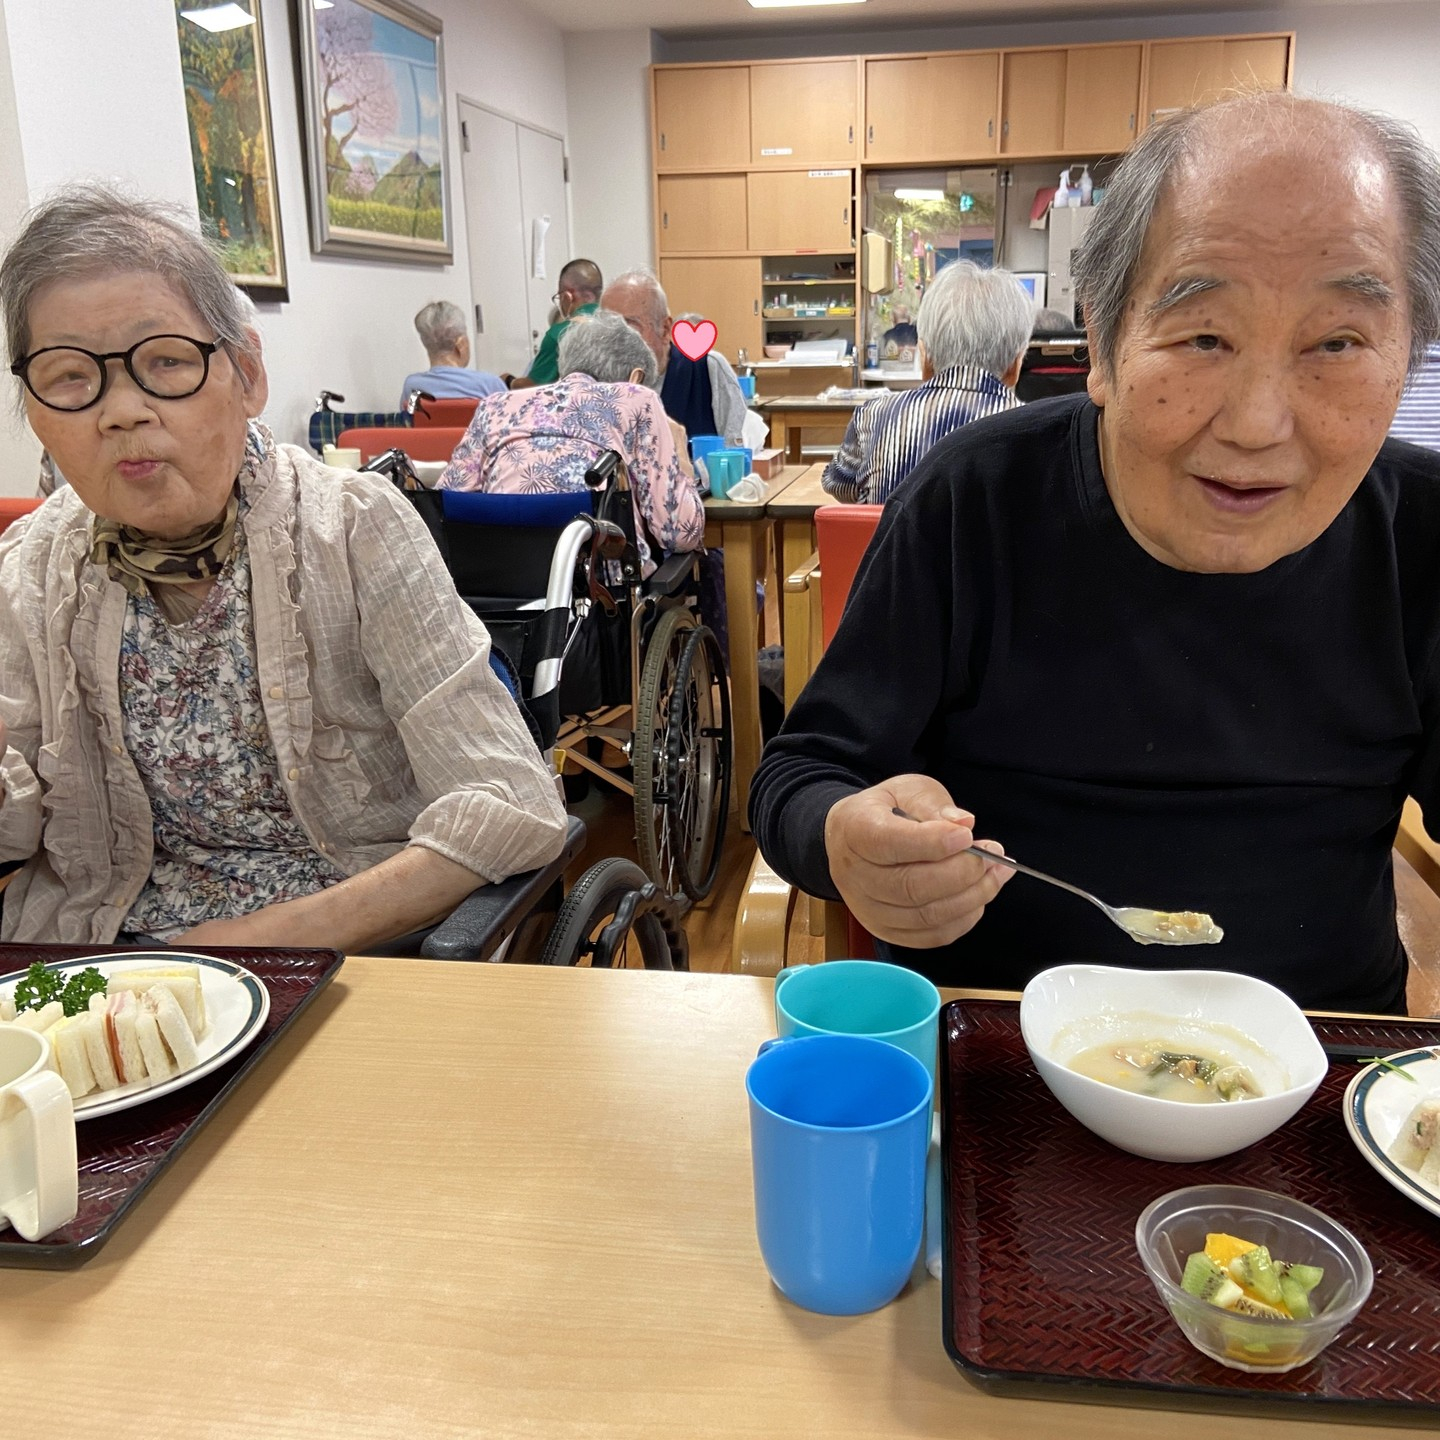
[[890, 808, 1223, 947]]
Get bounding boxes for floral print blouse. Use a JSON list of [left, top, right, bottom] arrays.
[[438, 372, 706, 574], [119, 514, 341, 939]]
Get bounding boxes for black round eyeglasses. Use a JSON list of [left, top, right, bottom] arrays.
[[10, 334, 220, 413]]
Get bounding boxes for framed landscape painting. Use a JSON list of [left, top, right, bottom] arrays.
[[295, 0, 453, 262], [174, 0, 288, 298]]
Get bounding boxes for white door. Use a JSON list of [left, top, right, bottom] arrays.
[[516, 126, 569, 356], [458, 101, 569, 376]]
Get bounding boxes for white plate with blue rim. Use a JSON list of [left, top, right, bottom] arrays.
[[0, 951, 269, 1121], [1343, 1047, 1440, 1220]]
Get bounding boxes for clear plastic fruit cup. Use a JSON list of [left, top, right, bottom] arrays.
[[1135, 1185, 1374, 1374]]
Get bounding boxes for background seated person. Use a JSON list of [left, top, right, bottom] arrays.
[[400, 299, 505, 410], [508, 258, 603, 390], [823, 261, 1032, 504], [0, 186, 566, 950], [881, 303, 919, 358], [751, 92, 1440, 1015], [439, 310, 704, 575], [601, 268, 746, 445]]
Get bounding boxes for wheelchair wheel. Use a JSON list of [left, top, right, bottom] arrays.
[[538, 857, 688, 969], [632, 608, 732, 902]]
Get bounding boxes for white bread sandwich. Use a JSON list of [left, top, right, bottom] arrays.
[[10, 999, 64, 1033], [82, 997, 122, 1090], [107, 966, 206, 1036], [146, 985, 200, 1072], [105, 990, 148, 1086], [45, 1015, 97, 1098], [133, 997, 175, 1083]]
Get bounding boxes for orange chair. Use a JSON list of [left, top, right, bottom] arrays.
[[337, 426, 469, 464], [413, 397, 481, 429], [0, 497, 42, 535]]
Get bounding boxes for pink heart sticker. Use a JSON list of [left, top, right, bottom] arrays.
[[673, 318, 717, 362]]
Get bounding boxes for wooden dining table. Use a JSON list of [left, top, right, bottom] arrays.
[[703, 466, 806, 825], [757, 393, 874, 464], [4, 960, 1435, 1439]]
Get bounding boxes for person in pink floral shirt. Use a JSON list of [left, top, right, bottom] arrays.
[[439, 310, 705, 575]]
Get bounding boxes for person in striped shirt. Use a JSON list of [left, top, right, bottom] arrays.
[[822, 261, 1034, 504], [1390, 341, 1440, 452]]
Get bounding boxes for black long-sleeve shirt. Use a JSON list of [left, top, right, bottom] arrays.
[[750, 395, 1440, 1012]]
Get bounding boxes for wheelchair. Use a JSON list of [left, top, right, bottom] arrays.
[[363, 447, 733, 912]]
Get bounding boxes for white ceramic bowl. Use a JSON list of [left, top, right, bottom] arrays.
[[1019, 964, 1325, 1162]]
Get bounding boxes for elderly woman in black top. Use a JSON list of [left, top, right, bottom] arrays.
[[752, 92, 1440, 1012]]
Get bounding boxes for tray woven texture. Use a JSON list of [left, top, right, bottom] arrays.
[[0, 943, 343, 1269], [943, 999, 1440, 1420]]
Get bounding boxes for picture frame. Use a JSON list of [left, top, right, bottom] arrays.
[[293, 0, 453, 263], [174, 0, 289, 300]]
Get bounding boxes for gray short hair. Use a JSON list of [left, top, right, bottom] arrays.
[[1074, 92, 1440, 375], [606, 267, 669, 329], [558, 308, 658, 387], [414, 300, 467, 359], [0, 183, 262, 397], [917, 260, 1034, 377]]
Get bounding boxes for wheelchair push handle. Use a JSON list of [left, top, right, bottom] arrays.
[[314, 388, 346, 411], [359, 447, 422, 492], [584, 450, 623, 490]]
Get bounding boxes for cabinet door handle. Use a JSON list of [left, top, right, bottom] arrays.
[[753, 299, 759, 315], [987, 117, 994, 138], [659, 132, 666, 151], [847, 124, 854, 143], [474, 304, 484, 334], [1128, 113, 1135, 131], [662, 211, 669, 229], [1003, 119, 1010, 137], [867, 124, 874, 144], [842, 206, 849, 225]]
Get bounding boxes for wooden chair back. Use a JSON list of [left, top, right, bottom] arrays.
[[337, 427, 468, 463], [413, 397, 481, 428]]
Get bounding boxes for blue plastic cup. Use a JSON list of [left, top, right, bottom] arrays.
[[689, 434, 725, 469], [747, 1033, 932, 1315], [737, 374, 757, 401], [774, 959, 941, 1088], [706, 449, 746, 498]]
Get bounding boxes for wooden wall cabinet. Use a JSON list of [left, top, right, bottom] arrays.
[[1063, 44, 1141, 153], [1001, 49, 1066, 154], [864, 53, 999, 162], [654, 67, 750, 170], [657, 175, 747, 253], [659, 258, 763, 363], [746, 171, 853, 253], [750, 60, 857, 164], [1143, 36, 1291, 127]]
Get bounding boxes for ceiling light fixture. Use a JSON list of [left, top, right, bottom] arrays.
[[893, 188, 947, 201], [747, 0, 866, 9], [179, 2, 255, 32]]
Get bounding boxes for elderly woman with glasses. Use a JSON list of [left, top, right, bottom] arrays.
[[0, 185, 566, 950]]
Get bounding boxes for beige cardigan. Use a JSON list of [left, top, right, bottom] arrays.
[[0, 441, 567, 943]]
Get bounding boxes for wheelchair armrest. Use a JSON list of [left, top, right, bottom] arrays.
[[647, 550, 696, 599], [420, 815, 587, 961]]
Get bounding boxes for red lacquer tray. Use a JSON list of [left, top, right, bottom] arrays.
[[0, 943, 343, 1269], [941, 999, 1440, 1424]]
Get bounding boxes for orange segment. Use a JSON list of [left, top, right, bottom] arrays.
[[1205, 1232, 1260, 1269]]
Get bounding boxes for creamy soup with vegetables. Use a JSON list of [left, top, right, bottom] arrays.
[[1069, 1040, 1262, 1103]]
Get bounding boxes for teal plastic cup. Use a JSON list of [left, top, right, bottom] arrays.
[[706, 449, 746, 498], [773, 959, 941, 1087]]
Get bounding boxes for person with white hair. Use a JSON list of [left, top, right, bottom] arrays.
[[822, 261, 1033, 504], [399, 299, 504, 409], [601, 268, 747, 446], [754, 92, 1440, 1014], [439, 310, 704, 576]]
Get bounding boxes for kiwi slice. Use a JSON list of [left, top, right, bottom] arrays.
[[1280, 1275, 1314, 1319], [1229, 1245, 1285, 1307], [1230, 1294, 1289, 1320], [1182, 1251, 1244, 1309], [1278, 1261, 1324, 1293]]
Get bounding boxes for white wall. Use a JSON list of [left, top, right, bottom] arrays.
[[0, 0, 38, 493], [0, 0, 569, 482], [564, 27, 654, 284]]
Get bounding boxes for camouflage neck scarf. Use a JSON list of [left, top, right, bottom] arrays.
[[90, 489, 240, 599]]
